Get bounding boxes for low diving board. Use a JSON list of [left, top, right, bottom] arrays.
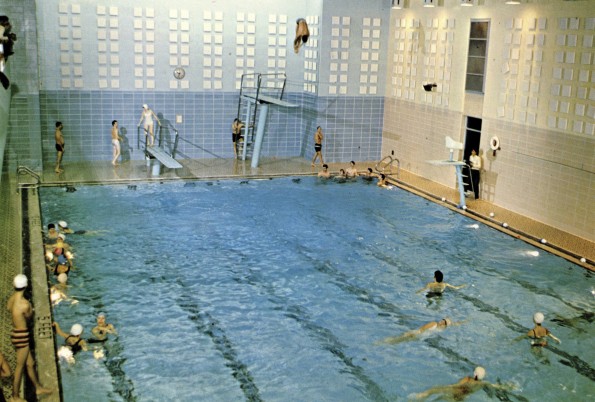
[[145, 146, 183, 169], [427, 159, 468, 209], [242, 94, 298, 108]]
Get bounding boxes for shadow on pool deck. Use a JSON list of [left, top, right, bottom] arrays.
[[3, 156, 593, 400]]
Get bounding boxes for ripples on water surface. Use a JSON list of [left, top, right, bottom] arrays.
[[41, 177, 594, 401]]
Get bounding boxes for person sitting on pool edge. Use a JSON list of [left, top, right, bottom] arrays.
[[527, 312, 560, 347], [376, 317, 464, 345], [91, 312, 117, 342], [317, 164, 331, 178], [416, 270, 465, 296], [411, 366, 516, 400]]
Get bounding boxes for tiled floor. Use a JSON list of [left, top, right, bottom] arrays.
[[30, 156, 594, 269]]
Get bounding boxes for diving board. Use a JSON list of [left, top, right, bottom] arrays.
[[145, 146, 183, 169], [242, 94, 298, 108]]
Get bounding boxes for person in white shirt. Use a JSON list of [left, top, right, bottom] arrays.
[[469, 149, 482, 199]]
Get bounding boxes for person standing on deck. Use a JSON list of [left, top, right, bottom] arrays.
[[111, 120, 123, 166], [469, 149, 482, 200], [137, 104, 160, 147], [55, 121, 65, 173], [7, 274, 52, 401], [311, 126, 324, 167]]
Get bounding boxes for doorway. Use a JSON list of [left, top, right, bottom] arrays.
[[463, 116, 482, 192]]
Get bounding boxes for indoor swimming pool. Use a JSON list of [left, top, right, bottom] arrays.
[[40, 177, 594, 401]]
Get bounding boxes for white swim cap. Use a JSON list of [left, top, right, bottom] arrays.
[[142, 104, 148, 109], [534, 312, 544, 324], [57, 273, 68, 284], [13, 274, 28, 289], [443, 318, 452, 326], [58, 220, 68, 228], [474, 366, 486, 380], [58, 233, 66, 240], [70, 324, 83, 336]]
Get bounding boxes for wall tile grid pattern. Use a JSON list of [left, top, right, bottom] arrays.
[[382, 98, 461, 186], [484, 117, 594, 239], [303, 16, 319, 94], [498, 16, 595, 136], [168, 8, 191, 90], [390, 16, 455, 107]]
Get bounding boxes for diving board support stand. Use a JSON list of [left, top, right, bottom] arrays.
[[427, 160, 468, 209], [251, 104, 269, 168]]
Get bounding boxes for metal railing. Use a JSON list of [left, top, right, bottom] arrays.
[[375, 155, 400, 179], [16, 165, 41, 192]]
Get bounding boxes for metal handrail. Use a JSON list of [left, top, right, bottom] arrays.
[[16, 165, 41, 191], [375, 155, 400, 179]]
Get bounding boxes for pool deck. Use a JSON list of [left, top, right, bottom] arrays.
[[3, 156, 593, 400]]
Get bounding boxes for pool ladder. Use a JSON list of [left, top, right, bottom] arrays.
[[375, 155, 400, 179], [16, 165, 41, 192]]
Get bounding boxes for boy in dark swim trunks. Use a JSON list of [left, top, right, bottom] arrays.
[[7, 274, 52, 401], [55, 121, 65, 173]]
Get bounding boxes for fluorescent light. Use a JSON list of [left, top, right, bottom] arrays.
[[505, 0, 521, 4], [461, 0, 474, 6], [423, 0, 435, 7]]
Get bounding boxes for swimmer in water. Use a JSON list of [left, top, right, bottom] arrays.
[[318, 164, 331, 178], [91, 312, 117, 342], [417, 270, 466, 296], [527, 312, 561, 347], [44, 223, 59, 245], [57, 220, 73, 234], [362, 167, 376, 181], [346, 161, 358, 178], [377, 318, 463, 345], [412, 366, 515, 400], [377, 173, 388, 187], [53, 322, 88, 355]]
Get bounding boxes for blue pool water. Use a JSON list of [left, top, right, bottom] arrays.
[[41, 177, 594, 401]]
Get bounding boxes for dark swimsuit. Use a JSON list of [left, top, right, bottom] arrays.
[[314, 143, 322, 152], [11, 328, 30, 349], [56, 143, 65, 152], [65, 336, 84, 354]]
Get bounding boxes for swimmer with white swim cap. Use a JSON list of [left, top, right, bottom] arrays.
[[527, 312, 560, 346], [53, 321, 88, 355], [412, 366, 516, 400], [7, 274, 54, 400], [58, 220, 73, 234]]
